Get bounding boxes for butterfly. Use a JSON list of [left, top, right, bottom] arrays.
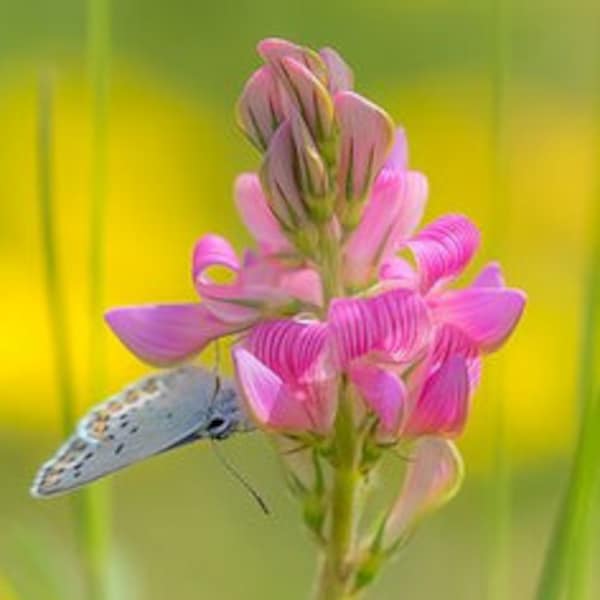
[[31, 365, 255, 498]]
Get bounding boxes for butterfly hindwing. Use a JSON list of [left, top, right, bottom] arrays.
[[31, 366, 252, 498]]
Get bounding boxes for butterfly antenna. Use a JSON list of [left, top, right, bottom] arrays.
[[210, 440, 270, 516]]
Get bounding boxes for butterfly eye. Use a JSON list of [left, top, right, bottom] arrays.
[[207, 416, 231, 439]]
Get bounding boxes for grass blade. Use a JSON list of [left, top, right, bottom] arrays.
[[535, 53, 600, 600]]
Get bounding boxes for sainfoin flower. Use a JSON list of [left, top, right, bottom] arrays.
[[106, 38, 526, 596]]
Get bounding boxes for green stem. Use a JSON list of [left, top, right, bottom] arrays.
[[80, 1, 112, 599], [535, 35, 600, 600], [315, 386, 361, 600], [37, 72, 77, 436]]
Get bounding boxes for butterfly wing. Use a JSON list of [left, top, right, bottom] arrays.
[[31, 366, 252, 498]]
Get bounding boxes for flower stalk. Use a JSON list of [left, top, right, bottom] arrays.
[[104, 38, 527, 599]]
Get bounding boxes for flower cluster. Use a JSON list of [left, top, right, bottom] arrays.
[[105, 38, 526, 579]]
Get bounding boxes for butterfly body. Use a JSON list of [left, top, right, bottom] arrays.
[[31, 366, 253, 498]]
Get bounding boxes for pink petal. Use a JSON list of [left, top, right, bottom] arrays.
[[105, 303, 238, 366], [319, 47, 354, 94], [191, 235, 259, 323], [384, 437, 464, 548], [379, 257, 418, 287], [349, 364, 406, 433], [260, 120, 309, 230], [257, 38, 327, 82], [406, 214, 481, 293], [328, 288, 431, 366], [242, 319, 336, 433], [431, 288, 526, 353], [431, 324, 482, 390], [384, 128, 409, 171], [334, 91, 395, 207], [343, 169, 428, 288], [233, 347, 313, 431], [234, 173, 292, 255], [403, 356, 470, 438], [279, 56, 334, 142], [245, 318, 329, 382], [472, 261, 505, 288], [236, 65, 284, 151]]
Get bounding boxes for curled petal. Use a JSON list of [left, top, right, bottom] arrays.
[[383, 437, 464, 549], [319, 47, 354, 94], [279, 57, 334, 142], [431, 288, 526, 353], [406, 214, 481, 293], [334, 91, 395, 210], [403, 356, 470, 438], [236, 66, 284, 151], [344, 170, 428, 288], [105, 303, 239, 366], [234, 173, 292, 255], [349, 364, 406, 433], [384, 128, 409, 172], [472, 261, 505, 288], [329, 288, 431, 366]]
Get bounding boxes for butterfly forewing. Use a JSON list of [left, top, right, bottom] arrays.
[[31, 366, 250, 498]]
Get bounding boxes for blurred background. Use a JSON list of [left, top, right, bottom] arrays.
[[1, 0, 599, 598]]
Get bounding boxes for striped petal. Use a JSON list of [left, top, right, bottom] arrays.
[[406, 214, 481, 293], [105, 303, 238, 366], [329, 288, 431, 367], [403, 356, 470, 438], [319, 47, 354, 94]]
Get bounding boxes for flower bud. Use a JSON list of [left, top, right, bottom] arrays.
[[334, 91, 395, 230], [257, 37, 327, 83], [236, 65, 284, 152], [279, 56, 334, 144], [260, 118, 332, 251], [319, 47, 354, 94]]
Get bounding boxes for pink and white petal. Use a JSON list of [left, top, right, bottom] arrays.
[[329, 288, 431, 367], [472, 261, 505, 288], [105, 303, 238, 366], [233, 347, 313, 432], [234, 173, 292, 255], [319, 47, 354, 93], [334, 91, 396, 202], [343, 170, 427, 288], [350, 364, 406, 434], [244, 318, 330, 383], [278, 267, 324, 308], [236, 66, 284, 151], [403, 356, 470, 438], [406, 214, 481, 293], [431, 288, 527, 353], [258, 38, 327, 82], [384, 128, 409, 172], [383, 437, 464, 549]]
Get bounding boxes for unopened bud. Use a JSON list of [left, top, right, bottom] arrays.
[[236, 66, 284, 152]]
